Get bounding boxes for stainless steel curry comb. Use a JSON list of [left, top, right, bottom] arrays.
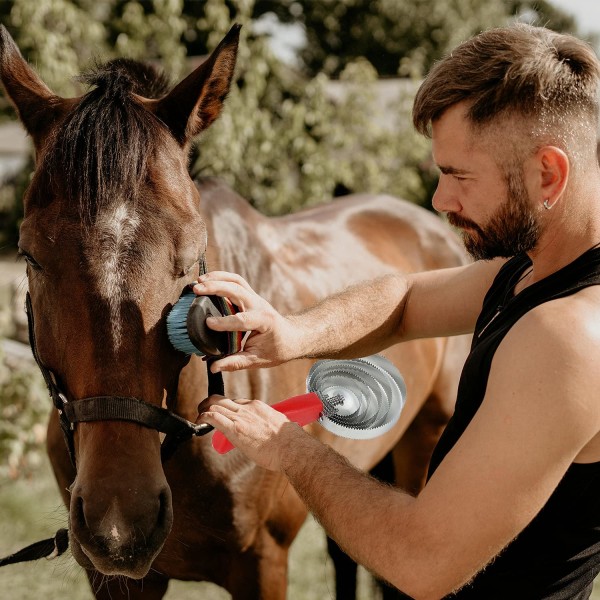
[[212, 355, 406, 453]]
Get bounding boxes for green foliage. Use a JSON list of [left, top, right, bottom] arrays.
[[192, 19, 432, 213], [270, 0, 581, 78], [0, 155, 32, 249], [0, 0, 587, 225], [0, 342, 48, 479], [109, 0, 188, 79], [8, 0, 106, 96]]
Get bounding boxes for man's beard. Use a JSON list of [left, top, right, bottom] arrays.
[[447, 171, 541, 261]]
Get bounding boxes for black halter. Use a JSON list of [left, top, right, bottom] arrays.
[[24, 291, 221, 466], [0, 272, 225, 567]]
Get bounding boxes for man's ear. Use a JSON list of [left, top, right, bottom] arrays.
[[0, 25, 70, 150], [152, 24, 241, 146], [537, 146, 569, 209]]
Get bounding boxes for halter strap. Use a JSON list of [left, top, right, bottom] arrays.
[[24, 255, 224, 466], [2, 264, 225, 568]]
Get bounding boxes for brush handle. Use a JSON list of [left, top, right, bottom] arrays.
[[211, 393, 323, 454]]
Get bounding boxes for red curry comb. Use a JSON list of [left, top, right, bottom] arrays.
[[211, 355, 406, 454], [212, 393, 323, 454]]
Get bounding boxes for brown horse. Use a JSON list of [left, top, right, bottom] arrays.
[[0, 24, 469, 599]]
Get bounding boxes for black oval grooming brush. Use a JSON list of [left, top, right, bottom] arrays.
[[167, 288, 243, 357]]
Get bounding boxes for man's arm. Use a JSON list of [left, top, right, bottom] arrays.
[[194, 258, 504, 372], [199, 297, 600, 598]]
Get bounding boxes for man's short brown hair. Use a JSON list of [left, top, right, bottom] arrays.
[[413, 24, 600, 148]]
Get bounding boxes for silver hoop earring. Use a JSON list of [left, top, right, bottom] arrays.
[[543, 199, 553, 210]]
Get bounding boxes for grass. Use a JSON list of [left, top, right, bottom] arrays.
[[0, 455, 376, 599], [0, 457, 598, 599]]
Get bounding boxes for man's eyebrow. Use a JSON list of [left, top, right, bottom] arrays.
[[437, 165, 471, 176]]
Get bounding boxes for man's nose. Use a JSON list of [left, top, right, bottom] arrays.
[[432, 176, 461, 214]]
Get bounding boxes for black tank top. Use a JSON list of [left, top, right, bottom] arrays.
[[427, 248, 600, 600]]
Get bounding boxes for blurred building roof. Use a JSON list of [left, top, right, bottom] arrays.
[[325, 78, 419, 129], [0, 121, 29, 182], [0, 121, 29, 155]]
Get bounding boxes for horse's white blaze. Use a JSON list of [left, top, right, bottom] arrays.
[[91, 203, 141, 349]]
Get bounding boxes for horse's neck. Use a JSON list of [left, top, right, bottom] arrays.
[[199, 179, 307, 311]]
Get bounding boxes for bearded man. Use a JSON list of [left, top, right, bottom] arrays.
[[196, 24, 600, 599]]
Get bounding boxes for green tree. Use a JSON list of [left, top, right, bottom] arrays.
[[300, 0, 509, 77], [0, 0, 587, 241], [0, 0, 434, 233], [265, 0, 580, 78], [189, 0, 432, 214]]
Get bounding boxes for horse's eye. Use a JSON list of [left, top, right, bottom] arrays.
[[174, 260, 199, 279], [17, 248, 42, 271], [190, 260, 200, 273], [184, 261, 200, 276]]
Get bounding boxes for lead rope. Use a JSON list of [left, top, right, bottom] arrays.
[[1, 258, 224, 566], [0, 529, 69, 566]]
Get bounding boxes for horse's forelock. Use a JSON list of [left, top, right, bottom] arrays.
[[79, 58, 172, 100], [41, 59, 173, 223]]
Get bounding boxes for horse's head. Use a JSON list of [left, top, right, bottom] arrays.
[[0, 25, 240, 577]]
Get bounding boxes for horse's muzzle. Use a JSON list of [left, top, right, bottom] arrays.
[[69, 484, 173, 578]]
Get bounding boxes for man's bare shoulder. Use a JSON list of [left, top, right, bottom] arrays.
[[508, 285, 600, 359], [491, 286, 600, 456]]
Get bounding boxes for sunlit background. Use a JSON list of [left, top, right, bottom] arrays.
[[1, 1, 599, 598]]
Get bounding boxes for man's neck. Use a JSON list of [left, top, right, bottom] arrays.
[[526, 187, 600, 285]]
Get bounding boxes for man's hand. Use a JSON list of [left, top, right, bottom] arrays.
[[193, 271, 301, 372], [196, 394, 306, 471]]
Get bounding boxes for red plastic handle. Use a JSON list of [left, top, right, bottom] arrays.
[[211, 392, 323, 454]]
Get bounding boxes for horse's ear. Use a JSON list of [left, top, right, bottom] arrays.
[[0, 25, 69, 148], [153, 24, 241, 145]]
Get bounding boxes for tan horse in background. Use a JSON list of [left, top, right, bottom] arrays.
[[0, 24, 469, 599]]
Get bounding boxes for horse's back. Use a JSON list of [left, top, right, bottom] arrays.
[[197, 179, 467, 311], [190, 179, 468, 467]]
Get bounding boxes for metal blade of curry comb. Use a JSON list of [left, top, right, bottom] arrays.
[[306, 355, 406, 440]]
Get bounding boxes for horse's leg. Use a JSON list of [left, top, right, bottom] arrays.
[[86, 571, 169, 599], [225, 540, 288, 600], [391, 335, 468, 495], [227, 483, 306, 600], [327, 535, 358, 599], [326, 451, 395, 600]]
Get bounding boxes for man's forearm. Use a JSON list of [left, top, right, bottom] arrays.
[[289, 273, 410, 360], [279, 426, 420, 595]]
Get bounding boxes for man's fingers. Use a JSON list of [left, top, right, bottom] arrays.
[[205, 313, 247, 332], [206, 311, 269, 334], [198, 271, 255, 292], [198, 408, 236, 433], [193, 280, 254, 309], [209, 351, 272, 373], [197, 395, 254, 413]]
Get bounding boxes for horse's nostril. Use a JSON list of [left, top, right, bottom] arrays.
[[74, 495, 87, 530], [157, 489, 171, 530]]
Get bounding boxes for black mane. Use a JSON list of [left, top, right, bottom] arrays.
[[46, 59, 172, 221]]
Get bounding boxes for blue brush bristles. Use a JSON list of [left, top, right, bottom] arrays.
[[167, 289, 204, 356]]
